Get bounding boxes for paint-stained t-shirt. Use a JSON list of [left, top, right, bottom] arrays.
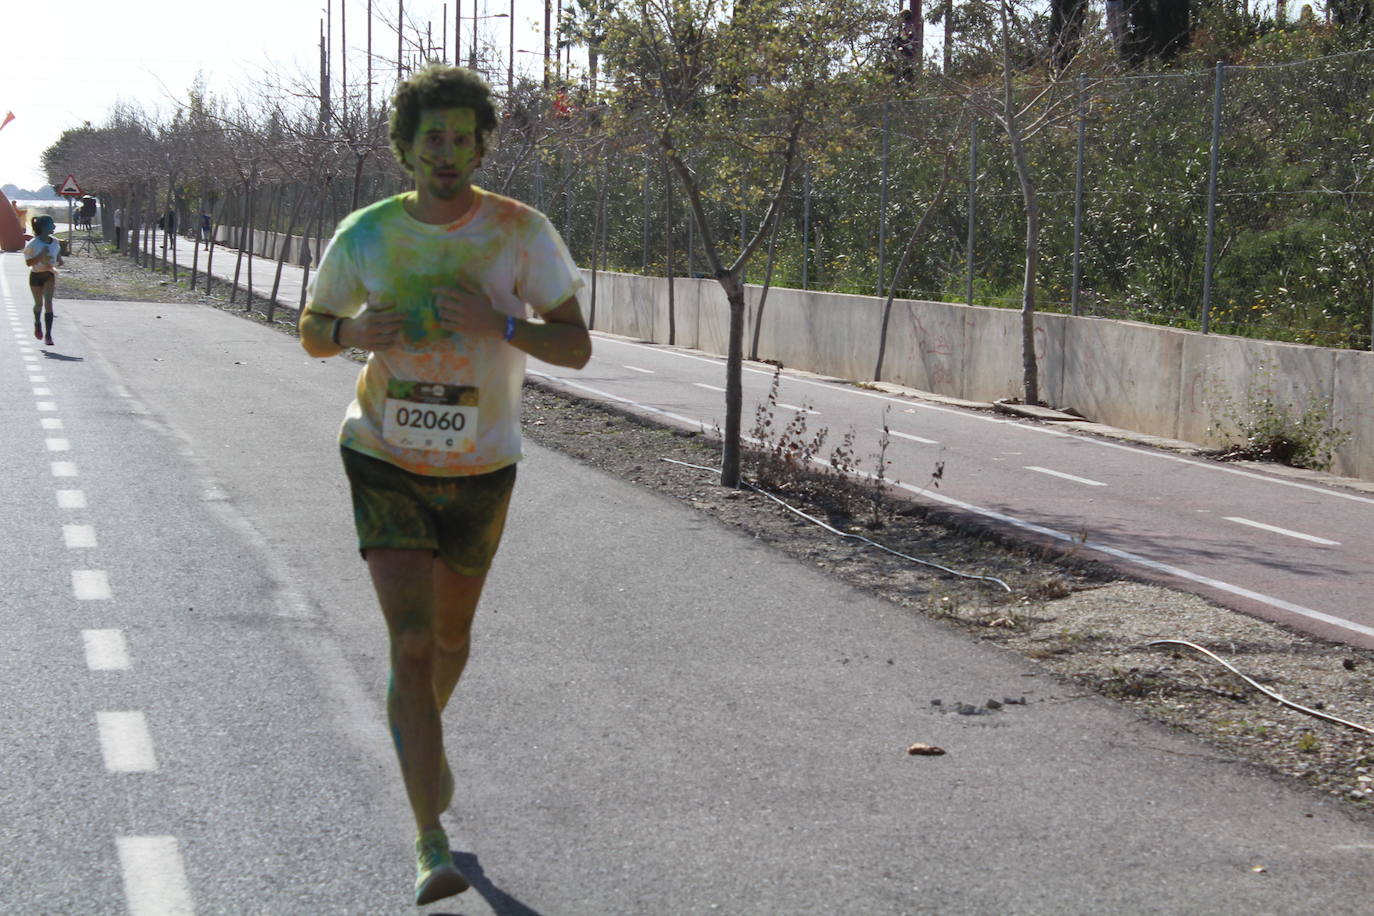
[[305, 187, 583, 476]]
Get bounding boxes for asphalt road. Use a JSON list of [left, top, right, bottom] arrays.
[[136, 223, 1374, 649], [6, 251, 1374, 914], [533, 335, 1374, 650]]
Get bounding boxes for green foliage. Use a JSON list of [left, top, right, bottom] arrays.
[[1210, 361, 1351, 470]]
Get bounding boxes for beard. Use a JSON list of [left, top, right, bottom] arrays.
[[428, 176, 464, 200]]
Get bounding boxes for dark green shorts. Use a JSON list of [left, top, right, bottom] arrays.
[[340, 446, 517, 576]]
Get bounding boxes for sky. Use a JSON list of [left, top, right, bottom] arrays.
[[1, 0, 557, 191]]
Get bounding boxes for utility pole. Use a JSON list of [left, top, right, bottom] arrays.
[[320, 19, 331, 130], [508, 0, 515, 94], [398, 0, 404, 81], [341, 0, 347, 128], [367, 0, 373, 119], [544, 0, 551, 89]]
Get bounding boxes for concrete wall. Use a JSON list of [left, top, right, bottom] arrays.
[[579, 269, 1374, 482]]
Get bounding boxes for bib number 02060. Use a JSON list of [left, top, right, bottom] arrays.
[[381, 380, 479, 453]]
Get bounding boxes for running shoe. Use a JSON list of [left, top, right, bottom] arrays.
[[414, 829, 468, 905], [34, 322, 42, 340], [44, 335, 53, 347]]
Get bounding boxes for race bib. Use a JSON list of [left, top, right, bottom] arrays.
[[381, 380, 479, 453]]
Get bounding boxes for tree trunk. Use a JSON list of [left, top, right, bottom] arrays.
[[719, 270, 747, 488], [245, 184, 257, 312], [270, 187, 309, 319], [1010, 133, 1040, 405], [230, 184, 248, 305], [749, 206, 782, 362]]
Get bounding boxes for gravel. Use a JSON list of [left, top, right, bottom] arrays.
[[62, 242, 1374, 810]]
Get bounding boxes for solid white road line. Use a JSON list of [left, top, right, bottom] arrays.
[[82, 629, 130, 670], [46, 437, 70, 452], [57, 489, 87, 509], [97, 711, 158, 772], [890, 476, 1374, 641], [623, 364, 655, 374], [693, 382, 726, 393], [116, 835, 194, 916], [776, 402, 819, 415], [1223, 516, 1340, 546], [72, 570, 112, 600], [889, 429, 938, 445], [63, 525, 98, 549], [1025, 465, 1108, 487], [590, 335, 1374, 506], [41, 417, 62, 429], [51, 461, 78, 477], [529, 371, 707, 431]]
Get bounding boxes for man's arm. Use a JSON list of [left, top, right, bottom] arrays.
[[433, 289, 591, 369], [299, 307, 408, 359], [508, 297, 591, 369]]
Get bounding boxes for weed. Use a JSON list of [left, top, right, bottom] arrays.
[[1297, 731, 1321, 753], [1208, 361, 1350, 471]]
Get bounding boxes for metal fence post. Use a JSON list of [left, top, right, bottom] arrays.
[[878, 98, 891, 297], [802, 164, 811, 290], [1201, 61, 1226, 335], [1071, 74, 1087, 317], [642, 154, 650, 274], [966, 118, 978, 307]]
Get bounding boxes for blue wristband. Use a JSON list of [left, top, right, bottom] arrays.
[[503, 315, 517, 342]]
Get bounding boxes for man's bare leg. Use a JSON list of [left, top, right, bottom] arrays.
[[367, 548, 447, 834]]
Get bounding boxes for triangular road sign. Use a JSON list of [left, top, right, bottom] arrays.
[[58, 174, 82, 196]]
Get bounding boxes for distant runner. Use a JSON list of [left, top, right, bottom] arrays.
[[298, 65, 591, 906], [24, 215, 62, 346]]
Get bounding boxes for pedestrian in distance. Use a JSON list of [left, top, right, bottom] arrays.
[[24, 215, 62, 346], [113, 206, 122, 248], [298, 64, 591, 907]]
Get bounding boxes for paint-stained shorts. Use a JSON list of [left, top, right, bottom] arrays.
[[340, 446, 517, 576]]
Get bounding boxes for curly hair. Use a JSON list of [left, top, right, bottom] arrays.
[[389, 65, 498, 172]]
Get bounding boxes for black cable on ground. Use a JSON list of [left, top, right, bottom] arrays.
[[661, 457, 1012, 592]]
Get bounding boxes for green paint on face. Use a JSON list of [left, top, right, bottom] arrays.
[[410, 108, 481, 201]]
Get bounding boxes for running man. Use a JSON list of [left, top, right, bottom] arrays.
[[298, 65, 591, 906], [24, 215, 62, 346]]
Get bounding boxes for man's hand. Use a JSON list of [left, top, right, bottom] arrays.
[[338, 304, 407, 351], [433, 284, 503, 338]]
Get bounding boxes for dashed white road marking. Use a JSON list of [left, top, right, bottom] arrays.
[[25, 364, 40, 372], [41, 417, 62, 430], [51, 461, 78, 477], [82, 629, 130, 670], [623, 364, 655, 374], [1224, 516, 1340, 546], [46, 438, 70, 452], [63, 524, 98, 549], [57, 489, 87, 508], [37, 400, 57, 411], [890, 429, 938, 445], [776, 402, 819, 415], [117, 835, 194, 916], [33, 387, 51, 396], [1025, 465, 1108, 487], [72, 569, 112, 600], [97, 711, 158, 772], [693, 382, 726, 393]]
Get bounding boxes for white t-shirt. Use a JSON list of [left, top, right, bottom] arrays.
[[24, 237, 60, 271], [305, 187, 583, 477]]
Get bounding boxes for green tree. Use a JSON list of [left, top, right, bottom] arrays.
[[600, 0, 887, 486]]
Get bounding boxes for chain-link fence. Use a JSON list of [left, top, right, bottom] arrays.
[[510, 49, 1374, 351]]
